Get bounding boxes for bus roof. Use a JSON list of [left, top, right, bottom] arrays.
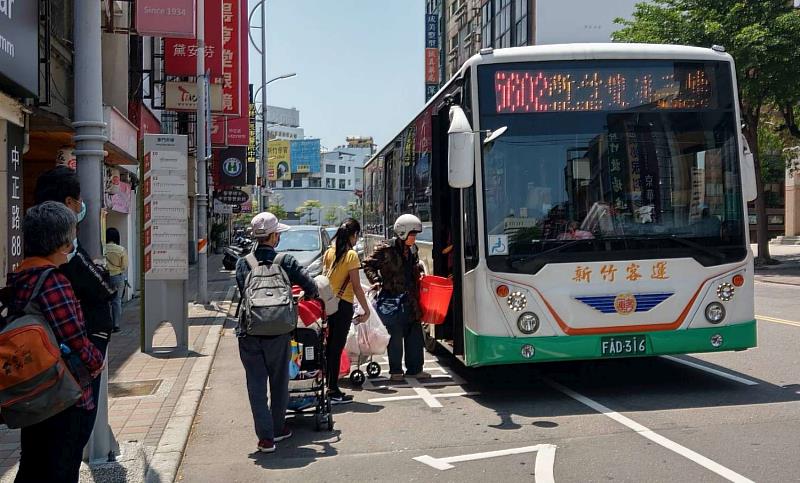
[[366, 43, 733, 168]]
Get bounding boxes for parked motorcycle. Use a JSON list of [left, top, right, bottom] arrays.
[[222, 237, 253, 270]]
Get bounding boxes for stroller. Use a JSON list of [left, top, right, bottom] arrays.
[[286, 287, 333, 431]]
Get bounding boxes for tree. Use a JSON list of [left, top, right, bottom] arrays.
[[324, 207, 339, 225], [268, 202, 288, 220], [296, 199, 323, 225], [345, 201, 362, 222], [613, 0, 800, 263]]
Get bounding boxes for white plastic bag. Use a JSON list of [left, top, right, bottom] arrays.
[[348, 294, 391, 356]]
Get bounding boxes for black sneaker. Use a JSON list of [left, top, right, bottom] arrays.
[[329, 392, 353, 405]]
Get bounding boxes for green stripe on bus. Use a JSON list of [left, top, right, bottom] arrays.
[[463, 320, 757, 367]]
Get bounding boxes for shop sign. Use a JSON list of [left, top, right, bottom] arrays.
[[215, 188, 248, 205], [164, 0, 223, 78], [425, 14, 438, 48], [226, 114, 248, 146], [6, 123, 23, 271], [56, 147, 77, 170], [165, 81, 223, 112], [268, 140, 290, 181], [290, 139, 320, 174], [213, 200, 233, 214], [136, 0, 196, 38], [425, 48, 440, 84], [211, 116, 227, 146], [0, 0, 38, 97], [220, 0, 242, 116], [104, 106, 139, 160], [217, 145, 247, 186]]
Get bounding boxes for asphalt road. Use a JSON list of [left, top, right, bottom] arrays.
[[178, 280, 800, 482]]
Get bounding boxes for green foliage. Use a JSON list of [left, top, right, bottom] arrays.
[[345, 201, 361, 221], [758, 122, 791, 183], [268, 203, 288, 220], [296, 200, 323, 224]]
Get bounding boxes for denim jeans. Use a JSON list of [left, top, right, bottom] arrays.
[[386, 307, 424, 376], [109, 274, 126, 329], [238, 333, 291, 441]]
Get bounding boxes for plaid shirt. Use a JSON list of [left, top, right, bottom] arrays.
[[7, 264, 104, 410]]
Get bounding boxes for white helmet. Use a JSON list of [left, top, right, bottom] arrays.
[[393, 214, 423, 240]]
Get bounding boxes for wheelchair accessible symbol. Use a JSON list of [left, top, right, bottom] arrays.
[[489, 235, 508, 256]]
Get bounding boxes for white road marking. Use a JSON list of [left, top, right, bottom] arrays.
[[545, 379, 754, 483], [414, 444, 556, 482], [661, 355, 759, 386], [368, 391, 478, 405]]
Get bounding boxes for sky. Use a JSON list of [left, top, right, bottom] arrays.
[[247, 0, 426, 151]]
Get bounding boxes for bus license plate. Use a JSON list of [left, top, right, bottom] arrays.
[[600, 335, 648, 357]]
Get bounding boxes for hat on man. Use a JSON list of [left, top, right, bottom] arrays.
[[251, 212, 290, 238]]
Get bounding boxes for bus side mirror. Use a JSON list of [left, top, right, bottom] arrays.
[[448, 106, 475, 188], [741, 135, 757, 202]]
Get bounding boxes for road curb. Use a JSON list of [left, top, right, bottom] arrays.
[[144, 286, 235, 483]]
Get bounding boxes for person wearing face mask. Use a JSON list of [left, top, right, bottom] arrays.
[[234, 212, 318, 454], [363, 214, 431, 382], [6, 201, 105, 483], [33, 166, 116, 451]]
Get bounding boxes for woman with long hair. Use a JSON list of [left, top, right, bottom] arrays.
[[322, 218, 371, 404]]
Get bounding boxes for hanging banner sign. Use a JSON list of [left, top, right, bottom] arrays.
[[217, 145, 247, 186], [164, 0, 223, 78], [220, 0, 242, 116], [226, 115, 249, 146], [425, 13, 439, 48], [136, 0, 196, 38], [211, 116, 227, 146]]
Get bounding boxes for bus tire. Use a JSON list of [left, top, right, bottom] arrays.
[[423, 324, 438, 354]]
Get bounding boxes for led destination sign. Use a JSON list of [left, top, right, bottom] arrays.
[[494, 63, 721, 113]]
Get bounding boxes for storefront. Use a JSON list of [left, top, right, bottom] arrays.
[[0, 0, 38, 279]]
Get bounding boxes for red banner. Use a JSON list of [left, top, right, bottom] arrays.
[[211, 116, 227, 146], [136, 0, 196, 38], [165, 0, 223, 78], [425, 48, 440, 84], [226, 10, 249, 145], [221, 0, 242, 116]]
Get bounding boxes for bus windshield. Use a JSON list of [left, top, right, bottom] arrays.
[[478, 60, 747, 273]]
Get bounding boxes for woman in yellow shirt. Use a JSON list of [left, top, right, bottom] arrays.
[[105, 228, 128, 332], [322, 218, 371, 404]]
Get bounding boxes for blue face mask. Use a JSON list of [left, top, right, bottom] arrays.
[[77, 201, 86, 223], [64, 238, 78, 263]]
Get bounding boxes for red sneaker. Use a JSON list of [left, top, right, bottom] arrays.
[[257, 439, 275, 453], [275, 427, 293, 442]]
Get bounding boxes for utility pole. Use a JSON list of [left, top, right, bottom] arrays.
[[260, 0, 269, 213], [197, 0, 209, 305], [73, 0, 117, 463]]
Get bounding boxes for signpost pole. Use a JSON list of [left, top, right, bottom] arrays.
[[260, 0, 269, 213], [197, 0, 209, 305]]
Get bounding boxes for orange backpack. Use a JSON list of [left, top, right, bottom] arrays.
[[0, 269, 82, 428]]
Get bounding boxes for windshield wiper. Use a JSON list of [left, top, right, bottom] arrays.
[[654, 235, 728, 262], [279, 248, 312, 252], [508, 239, 590, 268]]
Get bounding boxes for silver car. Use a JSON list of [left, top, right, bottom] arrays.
[[276, 225, 331, 277]]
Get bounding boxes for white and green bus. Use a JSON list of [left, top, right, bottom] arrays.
[[362, 43, 757, 366]]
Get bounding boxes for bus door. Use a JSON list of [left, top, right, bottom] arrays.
[[431, 107, 465, 356]]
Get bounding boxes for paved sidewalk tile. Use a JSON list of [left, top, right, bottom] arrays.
[[0, 255, 236, 482]]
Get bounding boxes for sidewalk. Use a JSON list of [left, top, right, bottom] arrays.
[[0, 254, 237, 483], [753, 243, 800, 286]]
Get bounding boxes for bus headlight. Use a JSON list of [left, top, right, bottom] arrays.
[[704, 302, 726, 324], [517, 312, 539, 334], [716, 283, 734, 301], [507, 291, 527, 312]]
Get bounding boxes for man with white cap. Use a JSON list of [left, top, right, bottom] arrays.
[[235, 212, 318, 454]]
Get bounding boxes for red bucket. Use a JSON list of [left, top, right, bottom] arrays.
[[419, 275, 453, 325]]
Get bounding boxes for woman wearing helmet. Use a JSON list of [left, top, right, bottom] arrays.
[[363, 214, 431, 381]]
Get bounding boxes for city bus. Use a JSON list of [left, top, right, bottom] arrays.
[[362, 44, 757, 367]]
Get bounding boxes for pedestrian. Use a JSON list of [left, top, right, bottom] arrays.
[[104, 227, 128, 332], [33, 166, 116, 449], [363, 214, 431, 382], [6, 202, 105, 483], [321, 218, 371, 404], [235, 212, 319, 454]]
